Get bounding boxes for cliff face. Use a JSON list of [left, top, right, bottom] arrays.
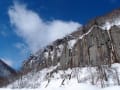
[[22, 10, 120, 74]]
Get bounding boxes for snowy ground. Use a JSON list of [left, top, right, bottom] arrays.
[[0, 84, 120, 90], [1, 63, 120, 90]]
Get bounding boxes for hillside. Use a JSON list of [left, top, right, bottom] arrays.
[[3, 9, 120, 89], [0, 59, 16, 87]]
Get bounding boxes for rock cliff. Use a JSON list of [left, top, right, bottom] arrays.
[[22, 9, 120, 74]]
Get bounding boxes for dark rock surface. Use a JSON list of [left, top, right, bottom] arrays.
[[0, 59, 17, 87]]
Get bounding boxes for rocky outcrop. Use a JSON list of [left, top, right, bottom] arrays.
[[22, 25, 120, 74], [21, 9, 120, 75], [110, 26, 120, 63]]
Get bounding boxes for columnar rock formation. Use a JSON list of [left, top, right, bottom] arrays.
[[22, 9, 120, 73]]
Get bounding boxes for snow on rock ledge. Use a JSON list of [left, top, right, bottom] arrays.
[[101, 19, 120, 30], [68, 39, 77, 49]]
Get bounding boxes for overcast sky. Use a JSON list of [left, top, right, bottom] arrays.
[[0, 0, 120, 69]]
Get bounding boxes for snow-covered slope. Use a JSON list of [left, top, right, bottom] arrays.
[[6, 63, 120, 89], [2, 84, 120, 90]]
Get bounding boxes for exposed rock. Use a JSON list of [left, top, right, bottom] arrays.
[[110, 25, 120, 63], [20, 9, 120, 77]]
